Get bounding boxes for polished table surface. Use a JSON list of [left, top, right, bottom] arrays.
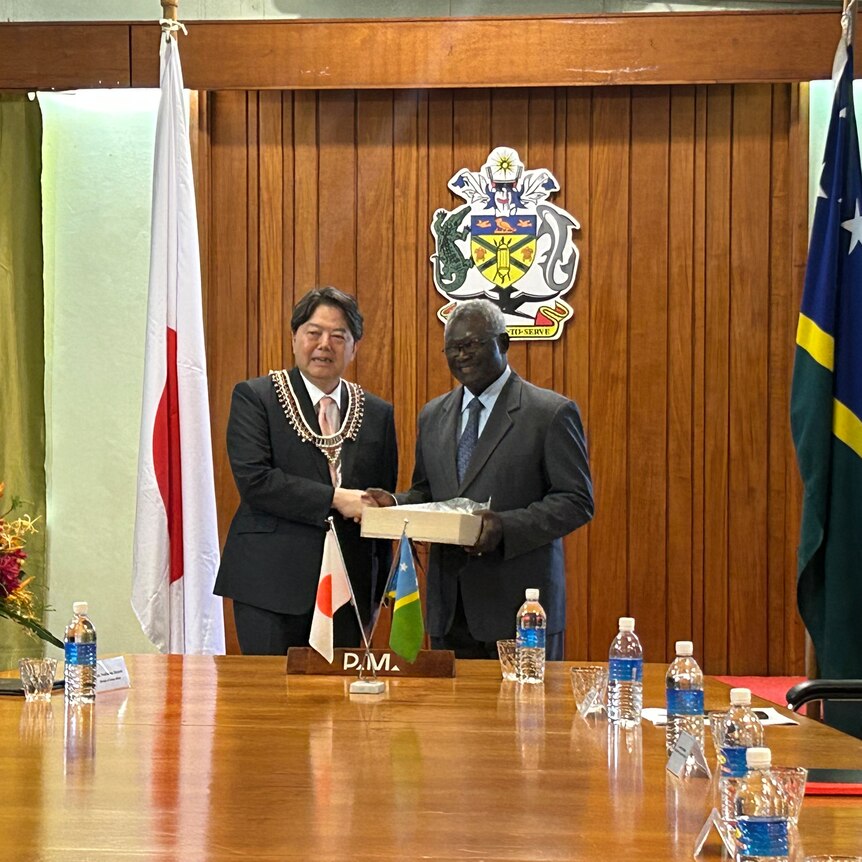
[[4, 655, 862, 861]]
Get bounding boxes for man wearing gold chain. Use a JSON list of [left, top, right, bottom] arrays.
[[214, 287, 398, 655]]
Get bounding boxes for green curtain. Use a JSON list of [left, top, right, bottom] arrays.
[[0, 95, 47, 669]]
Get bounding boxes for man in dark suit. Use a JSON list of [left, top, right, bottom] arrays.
[[368, 299, 592, 659], [214, 287, 397, 655]]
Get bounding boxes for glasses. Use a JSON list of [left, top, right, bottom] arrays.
[[442, 334, 501, 357]]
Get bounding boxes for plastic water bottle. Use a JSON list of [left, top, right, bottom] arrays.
[[721, 687, 764, 777], [735, 747, 790, 861], [665, 640, 705, 754], [719, 687, 765, 822], [64, 601, 97, 705], [607, 616, 643, 727], [515, 588, 546, 684]]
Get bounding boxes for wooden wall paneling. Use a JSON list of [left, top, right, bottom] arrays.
[[628, 87, 670, 662], [587, 88, 631, 659], [209, 91, 252, 656], [767, 84, 792, 676], [317, 92, 358, 298], [393, 90, 421, 490], [426, 91, 456, 400], [355, 90, 395, 402], [281, 92, 297, 367], [703, 85, 732, 673], [666, 86, 697, 658], [209, 91, 250, 539], [126, 14, 837, 91], [413, 91, 431, 424], [728, 84, 772, 675], [246, 94, 260, 376], [552, 87, 570, 400], [691, 86, 708, 667], [0, 24, 131, 89], [691, 86, 708, 659], [293, 91, 320, 295], [258, 91, 285, 374], [525, 87, 557, 392], [786, 82, 809, 675], [563, 88, 592, 660], [489, 88, 528, 373]]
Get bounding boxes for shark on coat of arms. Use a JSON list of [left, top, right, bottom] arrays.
[[430, 146, 580, 340]]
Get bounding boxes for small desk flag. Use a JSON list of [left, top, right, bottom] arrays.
[[388, 535, 424, 663], [309, 527, 352, 663]]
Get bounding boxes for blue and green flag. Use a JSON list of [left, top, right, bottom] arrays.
[[388, 535, 424, 663], [791, 16, 862, 679]]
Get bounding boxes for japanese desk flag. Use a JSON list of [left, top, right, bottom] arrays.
[[309, 528, 352, 663], [132, 33, 225, 655]]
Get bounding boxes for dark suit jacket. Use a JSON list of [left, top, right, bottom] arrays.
[[404, 372, 593, 642], [214, 368, 398, 626]]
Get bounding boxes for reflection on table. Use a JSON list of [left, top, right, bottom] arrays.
[[3, 655, 861, 860]]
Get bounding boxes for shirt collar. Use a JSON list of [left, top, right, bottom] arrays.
[[299, 372, 343, 408], [460, 364, 511, 412]]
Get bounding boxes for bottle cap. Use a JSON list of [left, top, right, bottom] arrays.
[[72, 601, 88, 615], [675, 640, 693, 656], [618, 616, 635, 632], [525, 588, 540, 601], [746, 747, 771, 768], [730, 687, 752, 705]]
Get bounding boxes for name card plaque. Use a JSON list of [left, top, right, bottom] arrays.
[[286, 647, 455, 678]]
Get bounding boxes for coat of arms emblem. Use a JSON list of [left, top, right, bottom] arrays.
[[430, 147, 579, 340]]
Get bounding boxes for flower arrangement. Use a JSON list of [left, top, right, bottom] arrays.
[[0, 482, 62, 648]]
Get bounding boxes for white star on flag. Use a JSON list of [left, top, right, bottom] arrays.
[[841, 200, 862, 254]]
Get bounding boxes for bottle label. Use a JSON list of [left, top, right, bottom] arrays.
[[666, 689, 704, 716], [517, 626, 546, 649], [609, 657, 643, 682], [719, 745, 749, 777], [65, 642, 97, 666], [737, 816, 789, 856]]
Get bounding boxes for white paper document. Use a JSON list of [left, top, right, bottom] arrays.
[[642, 707, 798, 727]]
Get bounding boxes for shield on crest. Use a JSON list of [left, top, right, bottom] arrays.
[[470, 215, 536, 287]]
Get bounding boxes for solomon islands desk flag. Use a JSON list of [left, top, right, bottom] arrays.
[[388, 534, 424, 663], [309, 527, 352, 663], [791, 7, 862, 679]]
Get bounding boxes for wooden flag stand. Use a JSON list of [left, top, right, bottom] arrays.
[[286, 647, 455, 678]]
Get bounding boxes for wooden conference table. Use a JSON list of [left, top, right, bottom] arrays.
[[4, 655, 862, 861]]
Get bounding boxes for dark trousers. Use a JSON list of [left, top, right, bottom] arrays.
[[430, 586, 564, 660], [233, 600, 362, 656]]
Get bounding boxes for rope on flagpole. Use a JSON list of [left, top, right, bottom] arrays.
[[160, 0, 187, 38], [843, 0, 857, 46]]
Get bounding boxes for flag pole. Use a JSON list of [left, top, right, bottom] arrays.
[[161, 0, 178, 22], [326, 517, 379, 683]]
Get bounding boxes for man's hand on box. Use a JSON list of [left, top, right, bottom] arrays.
[[466, 510, 502, 556]]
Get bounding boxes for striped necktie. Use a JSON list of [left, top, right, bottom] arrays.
[[318, 395, 341, 487], [456, 397, 483, 483]]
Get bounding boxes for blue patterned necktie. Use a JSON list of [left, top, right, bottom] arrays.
[[456, 397, 484, 483]]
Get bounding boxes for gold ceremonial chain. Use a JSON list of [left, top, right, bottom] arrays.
[[269, 370, 365, 466]]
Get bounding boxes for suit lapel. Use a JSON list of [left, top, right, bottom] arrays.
[[458, 374, 521, 494], [288, 367, 331, 485], [434, 387, 463, 498]]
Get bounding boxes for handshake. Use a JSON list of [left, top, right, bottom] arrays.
[[331, 487, 502, 554]]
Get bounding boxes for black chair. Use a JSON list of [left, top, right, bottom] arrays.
[[786, 680, 862, 740]]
